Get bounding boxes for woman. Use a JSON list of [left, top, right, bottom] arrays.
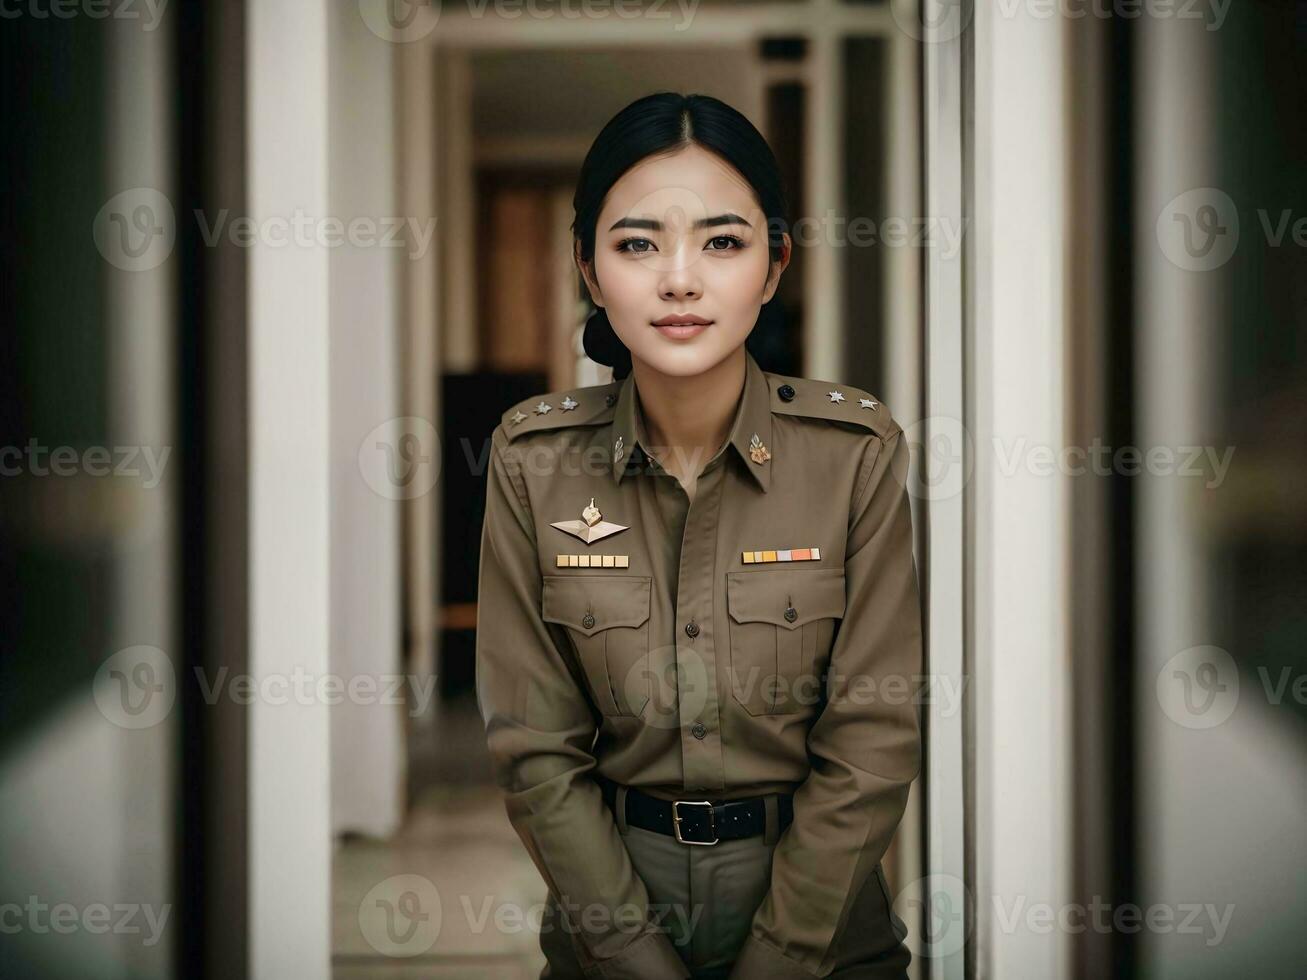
[[475, 92, 922, 980]]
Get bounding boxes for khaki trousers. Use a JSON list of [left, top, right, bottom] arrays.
[[538, 786, 911, 979]]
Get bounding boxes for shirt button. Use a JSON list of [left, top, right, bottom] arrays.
[[605, 392, 617, 406], [582, 613, 596, 629], [784, 606, 797, 622], [684, 621, 700, 638], [691, 723, 707, 739], [778, 383, 796, 402]]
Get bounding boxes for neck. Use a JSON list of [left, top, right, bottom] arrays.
[[630, 348, 746, 478]]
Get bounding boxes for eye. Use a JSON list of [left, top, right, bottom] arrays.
[[615, 237, 656, 255], [706, 234, 745, 251]]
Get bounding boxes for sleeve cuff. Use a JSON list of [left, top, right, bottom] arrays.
[[580, 926, 692, 980], [726, 936, 820, 980]]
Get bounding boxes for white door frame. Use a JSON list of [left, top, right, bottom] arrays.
[[247, 0, 332, 975], [919, 1, 968, 977], [966, 2, 1074, 978]]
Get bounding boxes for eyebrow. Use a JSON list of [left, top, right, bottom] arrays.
[[608, 212, 753, 232]]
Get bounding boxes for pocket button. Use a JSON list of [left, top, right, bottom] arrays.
[[582, 612, 596, 629]]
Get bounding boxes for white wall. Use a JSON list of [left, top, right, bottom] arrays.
[[327, 0, 404, 841], [970, 3, 1072, 978], [247, 0, 332, 975]]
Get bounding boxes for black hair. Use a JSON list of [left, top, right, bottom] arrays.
[[572, 92, 790, 380]]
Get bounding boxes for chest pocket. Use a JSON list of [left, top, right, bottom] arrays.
[[541, 575, 652, 718], [725, 566, 846, 715]]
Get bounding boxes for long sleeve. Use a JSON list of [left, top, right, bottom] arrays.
[[474, 424, 692, 980], [728, 427, 924, 979]]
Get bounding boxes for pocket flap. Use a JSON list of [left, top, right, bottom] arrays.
[[726, 567, 846, 630], [541, 575, 652, 636]]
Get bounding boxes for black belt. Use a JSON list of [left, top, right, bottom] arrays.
[[598, 775, 794, 846]]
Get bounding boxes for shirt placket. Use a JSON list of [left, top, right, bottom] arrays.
[[670, 458, 728, 794]]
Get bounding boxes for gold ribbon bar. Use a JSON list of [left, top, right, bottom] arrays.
[[555, 554, 630, 568]]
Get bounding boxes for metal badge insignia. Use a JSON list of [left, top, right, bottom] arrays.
[[748, 432, 771, 464], [859, 397, 878, 410], [551, 496, 629, 545], [828, 390, 846, 403]]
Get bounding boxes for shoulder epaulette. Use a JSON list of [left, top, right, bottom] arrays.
[[499, 381, 622, 441], [767, 373, 900, 439]]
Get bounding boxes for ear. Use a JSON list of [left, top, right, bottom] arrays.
[[760, 232, 793, 305], [574, 240, 605, 308]]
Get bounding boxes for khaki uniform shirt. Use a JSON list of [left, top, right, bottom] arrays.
[[475, 349, 923, 979]]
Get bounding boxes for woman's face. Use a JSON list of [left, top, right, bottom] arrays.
[[578, 143, 791, 378]]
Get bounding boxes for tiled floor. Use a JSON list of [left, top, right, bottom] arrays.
[[333, 690, 548, 979]]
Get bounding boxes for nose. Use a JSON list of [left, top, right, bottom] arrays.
[[659, 249, 702, 300], [662, 282, 699, 299]]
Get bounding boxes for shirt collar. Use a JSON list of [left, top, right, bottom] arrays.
[[608, 349, 773, 493]]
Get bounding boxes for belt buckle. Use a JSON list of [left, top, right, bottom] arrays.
[[672, 800, 718, 846]]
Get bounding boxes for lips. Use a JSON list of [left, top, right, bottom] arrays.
[[651, 313, 712, 326]]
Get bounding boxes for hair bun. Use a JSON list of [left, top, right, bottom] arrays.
[[582, 308, 633, 380]]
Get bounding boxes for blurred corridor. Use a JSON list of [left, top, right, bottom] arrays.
[[333, 691, 549, 978], [2, 1, 1305, 979]]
